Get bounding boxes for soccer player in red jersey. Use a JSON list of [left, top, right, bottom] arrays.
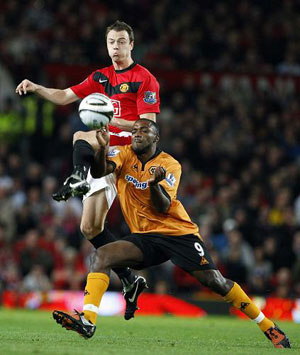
[[16, 21, 160, 319]]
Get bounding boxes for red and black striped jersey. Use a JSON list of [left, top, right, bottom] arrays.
[[71, 63, 160, 146]]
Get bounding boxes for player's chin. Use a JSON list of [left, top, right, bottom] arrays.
[[132, 143, 146, 154]]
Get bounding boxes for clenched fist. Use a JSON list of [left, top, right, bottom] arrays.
[[148, 166, 166, 186]]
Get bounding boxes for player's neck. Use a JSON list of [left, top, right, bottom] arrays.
[[112, 58, 134, 71], [136, 146, 157, 163]]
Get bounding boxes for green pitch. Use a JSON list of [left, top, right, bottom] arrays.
[[0, 309, 299, 354]]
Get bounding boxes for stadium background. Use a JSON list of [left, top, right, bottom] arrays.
[[0, 0, 300, 320]]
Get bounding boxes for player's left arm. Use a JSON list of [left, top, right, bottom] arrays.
[[150, 159, 182, 213], [148, 166, 170, 214]]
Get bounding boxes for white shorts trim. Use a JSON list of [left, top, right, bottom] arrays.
[[82, 170, 117, 209]]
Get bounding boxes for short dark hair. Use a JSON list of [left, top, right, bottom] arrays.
[[137, 119, 160, 135], [106, 20, 134, 43]]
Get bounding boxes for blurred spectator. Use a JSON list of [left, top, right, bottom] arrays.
[[16, 229, 54, 277], [1, 0, 300, 298], [22, 265, 52, 292], [248, 247, 273, 296], [272, 267, 293, 299]]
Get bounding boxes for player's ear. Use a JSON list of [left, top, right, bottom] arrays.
[[130, 41, 134, 50], [154, 134, 159, 143]]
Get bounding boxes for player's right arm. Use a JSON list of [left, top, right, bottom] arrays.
[[91, 129, 114, 178], [15, 79, 79, 105], [92, 130, 126, 178]]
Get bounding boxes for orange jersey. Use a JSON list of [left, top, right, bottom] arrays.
[[107, 145, 200, 237]]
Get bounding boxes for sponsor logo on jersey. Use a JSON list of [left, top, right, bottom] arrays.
[[107, 149, 120, 157], [111, 99, 121, 117], [143, 91, 157, 104], [148, 166, 157, 175], [165, 173, 176, 187], [125, 175, 148, 190], [120, 83, 129, 93]]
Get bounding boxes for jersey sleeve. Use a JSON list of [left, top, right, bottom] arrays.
[[136, 73, 160, 116], [70, 71, 101, 98], [106, 146, 127, 176], [159, 160, 181, 200]]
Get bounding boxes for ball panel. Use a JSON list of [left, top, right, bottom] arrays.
[[78, 93, 114, 129], [79, 110, 110, 129]]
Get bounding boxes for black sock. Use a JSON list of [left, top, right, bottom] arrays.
[[72, 140, 94, 179], [89, 228, 136, 287]]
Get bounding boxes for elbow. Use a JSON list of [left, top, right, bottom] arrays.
[[156, 202, 170, 214], [60, 97, 70, 106], [59, 89, 74, 105]]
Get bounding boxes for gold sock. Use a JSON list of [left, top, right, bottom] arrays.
[[83, 272, 110, 325], [224, 282, 275, 332]]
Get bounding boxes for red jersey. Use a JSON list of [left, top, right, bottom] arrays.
[[70, 63, 160, 146]]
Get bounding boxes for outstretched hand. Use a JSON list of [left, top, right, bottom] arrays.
[[148, 166, 166, 186], [16, 79, 38, 95]]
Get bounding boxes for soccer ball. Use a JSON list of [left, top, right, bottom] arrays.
[[78, 93, 114, 129]]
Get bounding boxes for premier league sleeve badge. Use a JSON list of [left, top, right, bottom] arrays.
[[143, 91, 157, 104]]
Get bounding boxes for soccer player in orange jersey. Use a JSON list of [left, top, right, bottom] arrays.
[[16, 21, 160, 318], [53, 120, 291, 348]]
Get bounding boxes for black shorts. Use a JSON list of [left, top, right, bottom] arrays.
[[122, 233, 217, 272]]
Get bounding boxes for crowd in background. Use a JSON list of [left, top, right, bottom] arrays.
[[1, 0, 300, 77], [0, 0, 300, 300]]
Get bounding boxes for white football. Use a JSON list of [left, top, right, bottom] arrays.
[[79, 93, 114, 129]]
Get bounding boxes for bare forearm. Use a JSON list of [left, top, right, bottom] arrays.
[[91, 147, 107, 178], [110, 118, 135, 132], [149, 184, 170, 214], [35, 86, 77, 105]]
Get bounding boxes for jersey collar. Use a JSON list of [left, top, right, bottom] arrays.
[[115, 62, 136, 74], [134, 147, 162, 171]]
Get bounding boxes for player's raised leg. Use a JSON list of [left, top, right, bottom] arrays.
[[53, 240, 144, 338], [191, 269, 291, 349]]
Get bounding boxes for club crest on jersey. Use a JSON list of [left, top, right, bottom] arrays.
[[125, 175, 148, 190], [143, 91, 157, 104], [107, 149, 120, 158], [120, 83, 129, 93], [165, 173, 176, 187], [148, 166, 157, 175]]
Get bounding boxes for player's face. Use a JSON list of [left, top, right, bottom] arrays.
[[106, 30, 133, 64], [131, 121, 158, 154]]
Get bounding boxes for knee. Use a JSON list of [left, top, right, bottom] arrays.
[[73, 131, 86, 144], [202, 270, 233, 296], [80, 220, 104, 239]]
